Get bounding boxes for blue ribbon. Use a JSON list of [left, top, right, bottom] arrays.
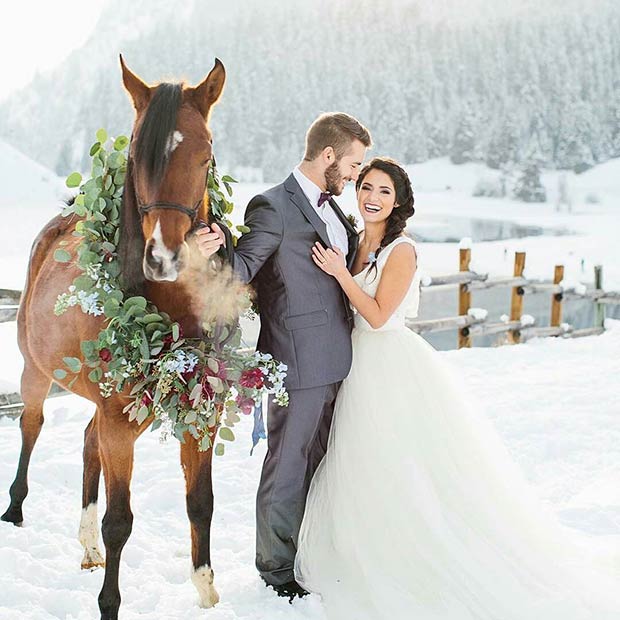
[[250, 400, 266, 455]]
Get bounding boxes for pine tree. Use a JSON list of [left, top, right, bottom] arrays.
[[486, 117, 520, 170], [513, 162, 547, 203], [450, 111, 476, 165]]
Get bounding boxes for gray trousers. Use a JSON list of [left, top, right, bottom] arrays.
[[256, 381, 340, 585]]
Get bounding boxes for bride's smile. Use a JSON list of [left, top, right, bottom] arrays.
[[357, 168, 400, 224]]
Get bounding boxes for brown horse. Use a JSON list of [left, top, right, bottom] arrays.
[[1, 56, 226, 619]]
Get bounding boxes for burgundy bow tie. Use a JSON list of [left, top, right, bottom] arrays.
[[317, 192, 332, 208]]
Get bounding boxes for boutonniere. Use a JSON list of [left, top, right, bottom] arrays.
[[346, 213, 360, 230]]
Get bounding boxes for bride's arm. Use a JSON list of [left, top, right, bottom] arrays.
[[312, 242, 416, 329]]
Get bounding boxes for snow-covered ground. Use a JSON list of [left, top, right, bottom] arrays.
[[1, 320, 619, 620], [1, 150, 619, 618]]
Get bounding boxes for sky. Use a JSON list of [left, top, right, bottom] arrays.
[[0, 1, 107, 102]]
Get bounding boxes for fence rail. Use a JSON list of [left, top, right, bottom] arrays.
[[405, 249, 614, 347]]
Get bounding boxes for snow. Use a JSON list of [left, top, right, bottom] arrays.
[[458, 236, 472, 250], [520, 314, 536, 327], [0, 139, 65, 208], [402, 158, 620, 291], [0, 140, 66, 289], [1, 320, 619, 619], [0, 150, 619, 618], [467, 307, 488, 321]]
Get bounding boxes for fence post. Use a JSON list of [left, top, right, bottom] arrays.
[[550, 265, 564, 328], [458, 247, 472, 349], [594, 265, 605, 329], [507, 251, 526, 344]]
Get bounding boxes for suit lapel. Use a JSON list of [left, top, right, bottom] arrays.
[[284, 174, 332, 249], [329, 198, 359, 271]]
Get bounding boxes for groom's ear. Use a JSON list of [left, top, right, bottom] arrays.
[[322, 146, 335, 164]]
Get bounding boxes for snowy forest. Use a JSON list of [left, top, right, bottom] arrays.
[[1, 0, 619, 182]]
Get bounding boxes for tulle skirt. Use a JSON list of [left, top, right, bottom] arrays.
[[295, 327, 620, 620]]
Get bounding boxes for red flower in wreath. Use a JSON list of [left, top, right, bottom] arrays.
[[99, 348, 112, 362], [240, 368, 264, 389]]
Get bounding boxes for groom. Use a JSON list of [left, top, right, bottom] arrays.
[[196, 112, 371, 599]]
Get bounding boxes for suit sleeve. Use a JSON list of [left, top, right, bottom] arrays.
[[231, 194, 284, 283]]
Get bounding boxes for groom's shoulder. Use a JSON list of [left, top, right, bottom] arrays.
[[249, 174, 295, 209]]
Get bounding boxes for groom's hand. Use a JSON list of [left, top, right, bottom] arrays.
[[196, 223, 226, 259]]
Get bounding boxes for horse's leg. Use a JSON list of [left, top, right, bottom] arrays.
[[97, 412, 138, 620], [1, 359, 51, 525], [79, 412, 105, 570], [181, 437, 219, 608]]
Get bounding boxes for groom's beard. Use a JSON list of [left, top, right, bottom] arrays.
[[324, 160, 345, 196]]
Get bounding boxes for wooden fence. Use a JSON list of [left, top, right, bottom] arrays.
[[0, 250, 618, 418], [406, 249, 618, 346]]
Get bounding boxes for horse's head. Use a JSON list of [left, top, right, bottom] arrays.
[[118, 56, 226, 288]]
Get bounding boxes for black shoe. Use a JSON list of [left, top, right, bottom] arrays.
[[264, 578, 310, 603]]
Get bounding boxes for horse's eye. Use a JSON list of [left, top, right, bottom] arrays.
[[201, 158, 211, 167]]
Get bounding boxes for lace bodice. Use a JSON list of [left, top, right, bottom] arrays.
[[352, 236, 420, 332]]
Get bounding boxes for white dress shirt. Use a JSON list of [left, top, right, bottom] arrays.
[[293, 166, 349, 256]]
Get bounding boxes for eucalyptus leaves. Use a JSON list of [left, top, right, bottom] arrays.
[[53, 130, 287, 453]]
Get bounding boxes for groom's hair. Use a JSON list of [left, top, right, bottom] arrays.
[[303, 112, 372, 161]]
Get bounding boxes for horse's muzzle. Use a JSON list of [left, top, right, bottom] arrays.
[[143, 241, 184, 282]]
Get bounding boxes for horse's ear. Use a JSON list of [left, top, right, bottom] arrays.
[[191, 59, 226, 120], [119, 54, 151, 113]]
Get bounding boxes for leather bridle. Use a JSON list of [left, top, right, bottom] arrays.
[[138, 198, 203, 229]]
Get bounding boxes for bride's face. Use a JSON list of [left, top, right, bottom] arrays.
[[356, 168, 398, 225]]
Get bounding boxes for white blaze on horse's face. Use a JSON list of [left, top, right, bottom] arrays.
[[144, 218, 181, 282], [165, 130, 184, 157]]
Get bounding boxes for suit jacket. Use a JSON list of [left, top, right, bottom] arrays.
[[231, 173, 359, 390]]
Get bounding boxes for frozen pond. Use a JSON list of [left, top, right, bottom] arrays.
[[409, 214, 571, 243]]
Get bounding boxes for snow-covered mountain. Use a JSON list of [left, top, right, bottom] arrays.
[[0, 0, 619, 181], [0, 139, 65, 208]]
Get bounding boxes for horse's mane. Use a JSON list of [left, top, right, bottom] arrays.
[[134, 82, 183, 190], [118, 82, 183, 297], [118, 157, 145, 297]]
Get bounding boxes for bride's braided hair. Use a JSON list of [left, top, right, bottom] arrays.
[[356, 157, 415, 281]]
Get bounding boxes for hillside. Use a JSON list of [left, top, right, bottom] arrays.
[[0, 0, 618, 181]]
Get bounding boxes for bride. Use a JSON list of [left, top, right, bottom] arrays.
[[294, 157, 619, 619]]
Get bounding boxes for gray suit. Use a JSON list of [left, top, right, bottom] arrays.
[[231, 173, 358, 585]]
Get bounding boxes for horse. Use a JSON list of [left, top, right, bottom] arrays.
[[1, 56, 227, 620]]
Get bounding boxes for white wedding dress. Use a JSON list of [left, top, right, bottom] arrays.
[[295, 236, 620, 620]]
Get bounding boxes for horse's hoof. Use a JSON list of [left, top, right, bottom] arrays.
[[192, 565, 220, 608], [81, 548, 106, 570], [81, 558, 106, 571], [198, 590, 220, 609], [1, 507, 23, 526]]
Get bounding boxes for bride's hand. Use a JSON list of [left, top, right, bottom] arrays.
[[312, 242, 347, 277]]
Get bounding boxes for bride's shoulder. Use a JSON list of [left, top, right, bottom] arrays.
[[394, 234, 417, 248], [381, 236, 417, 270], [384, 235, 417, 258]]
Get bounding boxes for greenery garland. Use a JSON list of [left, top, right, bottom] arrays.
[[53, 129, 288, 454]]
